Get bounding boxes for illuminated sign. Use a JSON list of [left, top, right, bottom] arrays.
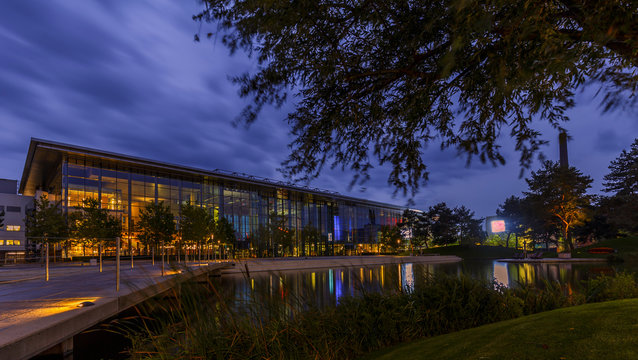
[[490, 220, 506, 233]]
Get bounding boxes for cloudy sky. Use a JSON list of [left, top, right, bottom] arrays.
[[0, 1, 636, 218]]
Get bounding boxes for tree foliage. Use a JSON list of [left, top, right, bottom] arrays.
[[214, 217, 237, 247], [137, 201, 176, 248], [604, 138, 638, 196], [400, 209, 431, 252], [262, 212, 295, 256], [180, 202, 215, 248], [599, 139, 638, 235], [378, 225, 402, 252], [196, 0, 638, 194], [496, 196, 528, 247], [25, 195, 67, 244], [454, 206, 484, 245], [427, 203, 459, 246], [524, 161, 592, 251], [300, 225, 322, 253], [71, 198, 122, 247]]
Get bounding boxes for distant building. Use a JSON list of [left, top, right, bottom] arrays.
[[0, 179, 33, 261], [19, 138, 404, 257]]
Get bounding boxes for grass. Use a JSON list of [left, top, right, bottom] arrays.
[[421, 245, 518, 259], [572, 236, 638, 260], [363, 299, 638, 360]]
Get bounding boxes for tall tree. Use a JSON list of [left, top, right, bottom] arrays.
[[600, 139, 638, 235], [73, 198, 122, 272], [496, 196, 529, 248], [603, 138, 638, 196], [137, 201, 176, 266], [454, 206, 484, 246], [25, 195, 67, 281], [180, 202, 214, 262], [196, 1, 638, 194], [427, 203, 458, 246], [524, 161, 593, 251], [400, 209, 431, 253]]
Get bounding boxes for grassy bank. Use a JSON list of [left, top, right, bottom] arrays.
[[364, 298, 638, 360], [572, 236, 638, 260], [421, 245, 518, 259]]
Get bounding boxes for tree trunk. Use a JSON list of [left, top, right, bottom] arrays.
[[99, 241, 103, 272], [130, 236, 134, 269], [151, 247, 155, 266], [505, 232, 511, 248]]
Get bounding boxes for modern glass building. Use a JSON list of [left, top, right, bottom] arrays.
[[19, 138, 404, 257]]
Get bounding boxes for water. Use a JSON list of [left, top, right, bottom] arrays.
[[214, 260, 628, 308]]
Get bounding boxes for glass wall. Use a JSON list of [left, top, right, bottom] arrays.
[[57, 154, 402, 257]]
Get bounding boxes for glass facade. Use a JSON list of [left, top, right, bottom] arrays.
[[22, 140, 403, 257]]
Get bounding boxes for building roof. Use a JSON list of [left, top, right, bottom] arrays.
[[19, 138, 405, 210]]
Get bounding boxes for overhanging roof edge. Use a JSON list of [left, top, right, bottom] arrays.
[[23, 138, 406, 210]]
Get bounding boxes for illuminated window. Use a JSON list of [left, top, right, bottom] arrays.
[[6, 240, 13, 245], [6, 225, 21, 231], [0, 240, 4, 246], [12, 240, 20, 246]]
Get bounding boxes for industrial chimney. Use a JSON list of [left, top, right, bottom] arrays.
[[559, 131, 569, 168]]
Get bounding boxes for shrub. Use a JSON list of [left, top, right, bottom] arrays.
[[584, 272, 638, 302]]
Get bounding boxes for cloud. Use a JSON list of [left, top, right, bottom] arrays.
[[0, 0, 636, 220]]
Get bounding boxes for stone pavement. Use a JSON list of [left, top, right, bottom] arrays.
[[0, 259, 226, 360]]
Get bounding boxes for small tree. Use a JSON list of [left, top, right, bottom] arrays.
[[524, 161, 593, 252], [137, 201, 176, 268], [378, 225, 402, 253], [264, 212, 295, 257], [25, 194, 67, 281], [214, 217, 236, 259], [73, 198, 122, 272], [180, 202, 214, 263], [300, 225, 321, 256]]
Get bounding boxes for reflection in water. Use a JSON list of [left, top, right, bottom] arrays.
[[493, 262, 509, 287], [401, 263, 414, 290], [216, 260, 623, 310]]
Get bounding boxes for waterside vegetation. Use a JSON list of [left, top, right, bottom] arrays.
[[123, 271, 638, 359]]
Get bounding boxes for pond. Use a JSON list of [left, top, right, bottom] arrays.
[[214, 259, 630, 309]]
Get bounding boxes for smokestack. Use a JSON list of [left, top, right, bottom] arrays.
[[559, 131, 569, 168]]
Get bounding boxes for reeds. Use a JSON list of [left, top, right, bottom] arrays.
[[122, 270, 638, 360]]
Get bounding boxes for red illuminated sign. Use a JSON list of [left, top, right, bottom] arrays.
[[490, 220, 506, 233]]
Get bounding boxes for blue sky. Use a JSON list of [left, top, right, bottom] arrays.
[[0, 1, 636, 218]]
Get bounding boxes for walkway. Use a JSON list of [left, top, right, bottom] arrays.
[[0, 260, 227, 360]]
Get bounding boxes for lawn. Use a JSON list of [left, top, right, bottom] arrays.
[[572, 236, 638, 259], [363, 299, 638, 360]]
